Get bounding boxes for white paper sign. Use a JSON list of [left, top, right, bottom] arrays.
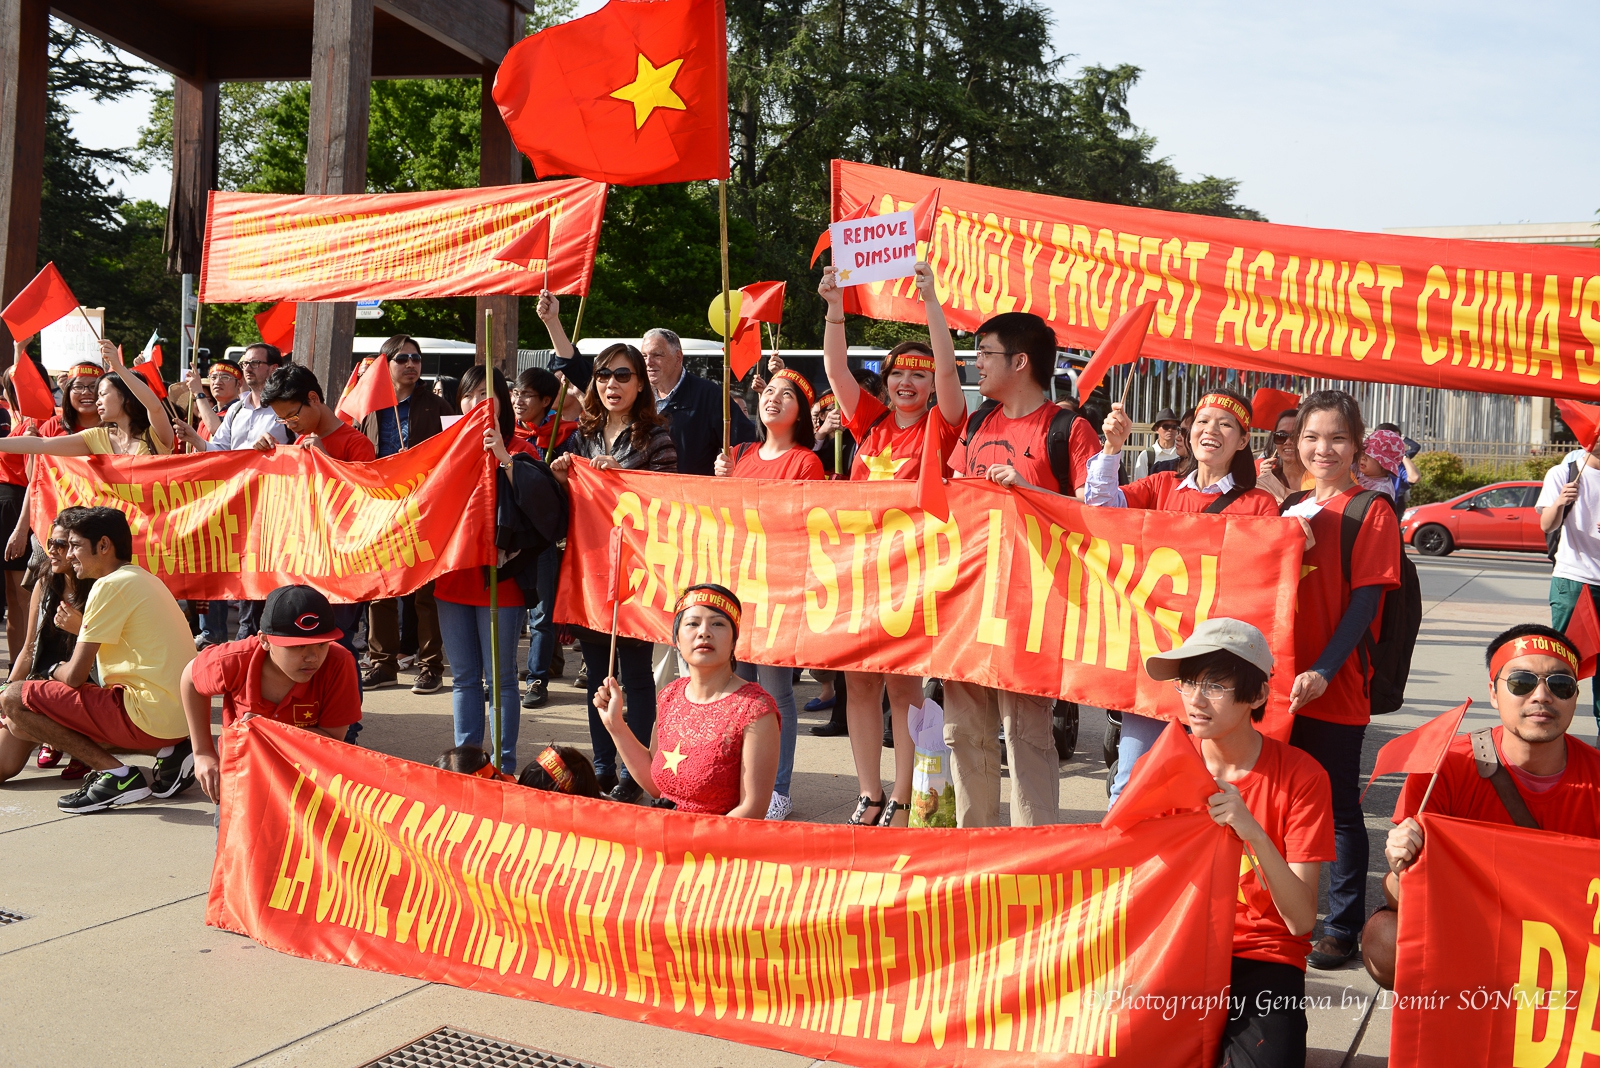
[[40, 307, 105, 372], [830, 209, 917, 287]]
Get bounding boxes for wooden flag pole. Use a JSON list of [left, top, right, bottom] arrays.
[[718, 179, 732, 453], [486, 307, 503, 773], [607, 601, 620, 681], [544, 294, 586, 464], [75, 305, 101, 341]]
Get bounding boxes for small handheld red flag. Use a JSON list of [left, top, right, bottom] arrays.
[[1075, 301, 1159, 400], [1555, 399, 1600, 452], [1102, 719, 1219, 833], [1360, 700, 1470, 803], [254, 301, 297, 352], [127, 346, 167, 399], [9, 352, 55, 420], [912, 186, 941, 243], [491, 214, 553, 269], [1565, 591, 1600, 679], [1251, 388, 1300, 433], [1, 263, 79, 340], [738, 281, 786, 325], [916, 408, 950, 521], [336, 355, 398, 424], [730, 321, 763, 379], [810, 200, 871, 267], [608, 525, 642, 604]]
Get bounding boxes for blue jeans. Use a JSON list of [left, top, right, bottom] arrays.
[[329, 604, 364, 744], [235, 599, 263, 641], [525, 545, 563, 684], [1290, 715, 1368, 943], [737, 662, 796, 797], [1550, 576, 1600, 727], [580, 635, 656, 783], [437, 598, 522, 773], [1105, 710, 1167, 807]]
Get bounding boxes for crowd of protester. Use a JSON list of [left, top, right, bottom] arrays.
[[0, 265, 1593, 1068]]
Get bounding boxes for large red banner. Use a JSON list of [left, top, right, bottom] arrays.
[[832, 160, 1600, 400], [27, 407, 496, 602], [554, 466, 1304, 735], [1389, 815, 1600, 1066], [209, 717, 1242, 1066], [198, 180, 608, 303]]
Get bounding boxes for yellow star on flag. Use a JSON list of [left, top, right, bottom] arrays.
[[661, 743, 688, 774], [610, 54, 687, 129], [1301, 564, 1317, 580], [862, 445, 910, 481]]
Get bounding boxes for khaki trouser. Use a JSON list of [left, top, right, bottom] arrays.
[[367, 581, 443, 674], [942, 680, 1059, 827]]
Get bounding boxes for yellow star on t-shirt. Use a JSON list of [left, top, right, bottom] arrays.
[[1301, 564, 1317, 579], [610, 54, 687, 129], [862, 445, 910, 481], [660, 743, 688, 774]]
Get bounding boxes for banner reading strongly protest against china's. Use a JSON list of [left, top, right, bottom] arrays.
[[28, 407, 496, 602], [832, 160, 1600, 400], [554, 465, 1304, 734], [1389, 815, 1600, 1067], [197, 180, 608, 303], [209, 718, 1242, 1067]]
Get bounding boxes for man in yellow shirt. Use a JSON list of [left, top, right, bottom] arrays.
[[0, 506, 196, 812]]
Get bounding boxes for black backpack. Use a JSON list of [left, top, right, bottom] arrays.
[[961, 401, 1083, 493], [1546, 461, 1578, 563], [1283, 489, 1421, 715]]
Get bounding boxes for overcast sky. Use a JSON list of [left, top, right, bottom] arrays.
[[67, 1, 1599, 234]]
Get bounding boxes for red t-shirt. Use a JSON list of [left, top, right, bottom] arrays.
[[1289, 488, 1402, 726], [949, 403, 1100, 494], [1121, 472, 1282, 515], [189, 638, 361, 730], [1393, 728, 1600, 837], [301, 422, 376, 463], [844, 392, 960, 482], [726, 442, 825, 481], [434, 567, 526, 608], [0, 415, 40, 487], [1222, 735, 1336, 968]]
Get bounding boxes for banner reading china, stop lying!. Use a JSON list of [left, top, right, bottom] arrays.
[[197, 179, 608, 303], [209, 717, 1242, 1067], [1388, 815, 1600, 1067], [832, 159, 1600, 400], [554, 466, 1304, 735], [27, 407, 496, 602]]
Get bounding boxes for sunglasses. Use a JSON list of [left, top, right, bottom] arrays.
[[593, 368, 637, 384], [390, 354, 423, 365], [1498, 670, 1579, 701], [1271, 430, 1292, 444], [47, 539, 69, 551]]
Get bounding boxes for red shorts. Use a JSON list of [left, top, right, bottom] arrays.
[[19, 680, 178, 749]]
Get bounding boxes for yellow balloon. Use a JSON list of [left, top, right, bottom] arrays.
[[706, 290, 745, 337]]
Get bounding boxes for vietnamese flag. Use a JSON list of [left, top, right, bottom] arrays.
[[915, 405, 950, 521], [1564, 589, 1600, 679], [1360, 700, 1469, 803], [608, 525, 642, 603], [730, 321, 762, 379], [810, 200, 870, 267], [254, 301, 296, 352], [492, 214, 552, 270], [1, 263, 79, 340], [1251, 387, 1300, 433], [336, 355, 398, 424], [738, 281, 785, 325], [10, 352, 55, 420], [1075, 300, 1159, 400], [1555, 398, 1600, 451], [493, 0, 729, 186], [1102, 719, 1218, 833]]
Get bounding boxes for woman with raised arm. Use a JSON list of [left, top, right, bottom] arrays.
[[0, 338, 173, 458]]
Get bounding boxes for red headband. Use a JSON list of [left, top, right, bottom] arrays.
[[887, 350, 936, 374], [675, 587, 742, 630], [1490, 633, 1582, 680], [772, 368, 815, 408], [471, 762, 514, 782], [66, 363, 104, 379], [1198, 393, 1251, 431], [209, 363, 242, 380], [535, 747, 576, 794]]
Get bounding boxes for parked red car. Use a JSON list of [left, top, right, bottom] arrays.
[[1400, 480, 1545, 556]]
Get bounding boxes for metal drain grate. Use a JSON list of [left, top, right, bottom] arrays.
[[361, 1027, 611, 1068], [0, 908, 27, 926]]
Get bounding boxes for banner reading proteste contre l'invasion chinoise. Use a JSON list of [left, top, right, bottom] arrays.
[[1389, 815, 1600, 1067], [831, 160, 1600, 399], [209, 717, 1243, 1068], [197, 180, 608, 303], [554, 465, 1304, 737], [27, 407, 496, 602]]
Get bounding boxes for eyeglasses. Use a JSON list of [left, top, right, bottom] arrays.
[[1498, 670, 1579, 700], [390, 354, 423, 365], [275, 402, 307, 425], [1173, 679, 1236, 701], [46, 539, 68, 551], [1271, 430, 1292, 444], [593, 368, 637, 384], [975, 347, 1020, 359], [241, 360, 270, 368], [68, 381, 99, 394]]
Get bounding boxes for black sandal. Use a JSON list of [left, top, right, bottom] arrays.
[[878, 799, 909, 827], [848, 794, 886, 825]]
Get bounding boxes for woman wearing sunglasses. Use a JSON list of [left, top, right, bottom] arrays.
[[1089, 387, 1281, 808], [550, 343, 676, 804], [1275, 390, 1402, 971], [1256, 408, 1309, 503]]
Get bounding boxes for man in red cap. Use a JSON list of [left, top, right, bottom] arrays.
[[1540, 399, 1600, 728], [180, 584, 362, 803]]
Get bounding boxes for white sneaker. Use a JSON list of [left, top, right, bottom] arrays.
[[766, 791, 792, 821]]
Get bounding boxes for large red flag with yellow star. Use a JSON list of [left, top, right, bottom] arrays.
[[493, 0, 729, 186]]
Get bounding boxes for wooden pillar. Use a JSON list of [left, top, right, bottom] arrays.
[[0, 0, 48, 354], [164, 77, 219, 275], [293, 0, 372, 394], [475, 62, 520, 373]]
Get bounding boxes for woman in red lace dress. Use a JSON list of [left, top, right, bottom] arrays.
[[594, 584, 779, 817]]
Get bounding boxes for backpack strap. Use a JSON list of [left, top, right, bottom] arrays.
[[1337, 490, 1383, 584], [1203, 485, 1249, 514], [1470, 728, 1541, 829], [1046, 407, 1081, 495], [1553, 460, 1579, 529], [1281, 488, 1313, 512], [962, 399, 1000, 446]]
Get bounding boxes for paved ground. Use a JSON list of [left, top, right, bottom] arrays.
[[0, 546, 1573, 1067]]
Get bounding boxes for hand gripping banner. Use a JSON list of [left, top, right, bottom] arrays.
[[209, 718, 1242, 1067], [554, 466, 1305, 737], [831, 159, 1600, 400], [198, 180, 608, 303], [1389, 815, 1600, 1066], [28, 407, 496, 602]]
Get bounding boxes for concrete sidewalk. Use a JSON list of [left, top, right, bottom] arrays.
[[0, 548, 1569, 1067]]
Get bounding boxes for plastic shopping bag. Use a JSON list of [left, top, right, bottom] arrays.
[[908, 698, 956, 828]]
